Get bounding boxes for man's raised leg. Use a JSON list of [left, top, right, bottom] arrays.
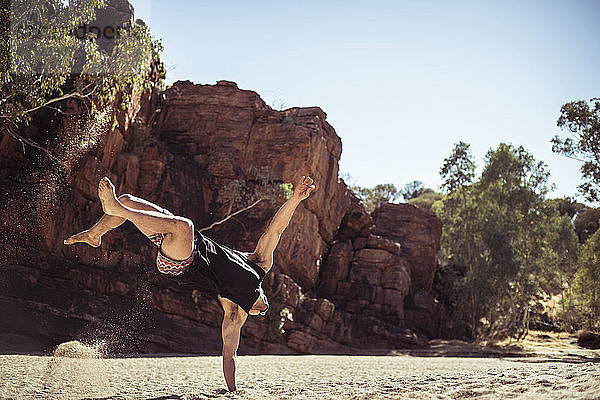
[[97, 177, 194, 261], [64, 194, 175, 247]]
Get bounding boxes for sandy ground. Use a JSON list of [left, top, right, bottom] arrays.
[[1, 335, 599, 400]]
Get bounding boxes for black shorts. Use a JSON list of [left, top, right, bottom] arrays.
[[167, 231, 267, 314]]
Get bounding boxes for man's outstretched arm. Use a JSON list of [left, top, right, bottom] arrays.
[[251, 176, 316, 269]]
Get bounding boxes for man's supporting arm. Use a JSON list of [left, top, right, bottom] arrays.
[[221, 302, 247, 391]]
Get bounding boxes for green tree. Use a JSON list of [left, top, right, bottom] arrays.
[[540, 208, 579, 327], [547, 198, 600, 243], [435, 142, 478, 265], [574, 228, 600, 329], [574, 207, 600, 243], [434, 142, 565, 339], [551, 98, 600, 202], [1, 0, 160, 160], [440, 141, 475, 194], [349, 183, 401, 213], [401, 180, 426, 201], [546, 197, 588, 220], [407, 188, 442, 210], [347, 177, 441, 212]]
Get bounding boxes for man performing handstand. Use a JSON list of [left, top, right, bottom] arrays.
[[64, 175, 316, 391]]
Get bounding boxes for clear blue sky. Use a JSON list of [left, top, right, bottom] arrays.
[[130, 0, 600, 202]]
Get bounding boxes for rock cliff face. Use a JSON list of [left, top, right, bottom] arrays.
[[0, 4, 443, 355], [0, 78, 443, 354]]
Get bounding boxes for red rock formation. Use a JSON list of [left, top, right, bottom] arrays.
[[0, 2, 443, 355], [0, 76, 444, 354]]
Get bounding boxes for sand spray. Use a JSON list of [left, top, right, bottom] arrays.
[[40, 288, 155, 399], [41, 340, 110, 399], [30, 106, 161, 398]]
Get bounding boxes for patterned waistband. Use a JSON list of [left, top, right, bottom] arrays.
[[148, 233, 196, 276], [156, 250, 196, 275]]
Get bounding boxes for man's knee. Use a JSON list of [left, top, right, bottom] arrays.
[[174, 218, 194, 238]]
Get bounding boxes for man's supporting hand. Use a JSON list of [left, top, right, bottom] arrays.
[[222, 354, 238, 392]]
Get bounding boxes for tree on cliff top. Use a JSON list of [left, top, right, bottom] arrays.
[[343, 175, 439, 212], [0, 0, 161, 161], [407, 188, 442, 210], [400, 180, 426, 200], [552, 98, 600, 202], [352, 183, 402, 212], [340, 173, 401, 213]]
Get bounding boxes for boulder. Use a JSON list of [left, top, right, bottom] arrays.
[[372, 203, 442, 291], [270, 273, 302, 310], [336, 191, 372, 240], [349, 263, 381, 286], [353, 248, 395, 265], [381, 264, 411, 293], [320, 240, 353, 282], [366, 234, 401, 256]]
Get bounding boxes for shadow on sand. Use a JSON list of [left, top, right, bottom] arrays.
[[383, 339, 600, 364]]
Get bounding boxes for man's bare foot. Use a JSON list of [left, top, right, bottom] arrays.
[[63, 230, 102, 247], [98, 177, 123, 216]]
